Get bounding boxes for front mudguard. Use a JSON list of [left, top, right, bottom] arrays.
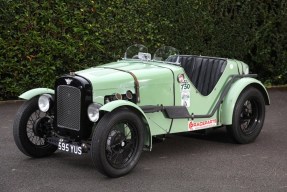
[[220, 78, 270, 125], [100, 100, 152, 151], [19, 88, 54, 100]]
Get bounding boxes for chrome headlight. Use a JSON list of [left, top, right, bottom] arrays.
[[38, 94, 53, 112], [87, 103, 101, 122]]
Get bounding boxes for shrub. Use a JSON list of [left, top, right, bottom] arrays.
[[0, 0, 286, 100]]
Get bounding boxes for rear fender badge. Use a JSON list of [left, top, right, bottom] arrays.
[[181, 90, 190, 107], [177, 74, 185, 83], [65, 78, 73, 85]]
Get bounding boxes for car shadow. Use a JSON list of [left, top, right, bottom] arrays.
[[21, 127, 236, 178], [175, 126, 234, 144]]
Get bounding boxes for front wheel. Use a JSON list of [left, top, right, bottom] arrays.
[[13, 97, 57, 157], [91, 108, 144, 177], [227, 87, 266, 144]]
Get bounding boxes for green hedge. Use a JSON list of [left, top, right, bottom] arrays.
[[0, 0, 286, 100]]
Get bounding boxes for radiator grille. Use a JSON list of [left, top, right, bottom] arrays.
[[57, 85, 81, 131]]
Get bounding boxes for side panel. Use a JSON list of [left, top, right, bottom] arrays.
[[220, 78, 270, 125], [170, 115, 220, 134], [19, 88, 54, 100]]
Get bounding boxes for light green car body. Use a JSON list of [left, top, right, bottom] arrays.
[[20, 58, 270, 150]]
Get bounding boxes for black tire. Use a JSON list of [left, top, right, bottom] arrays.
[[227, 87, 265, 144], [91, 108, 144, 177], [13, 97, 57, 157]]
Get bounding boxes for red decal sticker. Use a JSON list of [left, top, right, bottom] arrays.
[[188, 119, 217, 131]]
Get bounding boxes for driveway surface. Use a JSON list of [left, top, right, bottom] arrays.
[[0, 89, 286, 192]]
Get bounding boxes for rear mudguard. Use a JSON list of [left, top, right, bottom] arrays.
[[19, 88, 54, 100], [100, 100, 152, 151], [220, 77, 270, 125]]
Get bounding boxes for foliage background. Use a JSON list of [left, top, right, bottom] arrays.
[[0, 0, 286, 100]]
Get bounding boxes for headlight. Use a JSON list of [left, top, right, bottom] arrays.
[[38, 94, 53, 112], [87, 103, 101, 122]]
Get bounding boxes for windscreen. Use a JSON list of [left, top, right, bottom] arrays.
[[153, 46, 179, 64], [124, 44, 151, 60]]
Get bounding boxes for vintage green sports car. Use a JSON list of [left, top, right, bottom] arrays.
[[13, 44, 270, 177]]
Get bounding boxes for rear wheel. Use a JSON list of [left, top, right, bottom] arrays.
[[13, 97, 57, 157], [227, 87, 265, 144], [91, 108, 144, 177]]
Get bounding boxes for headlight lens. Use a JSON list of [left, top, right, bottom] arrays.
[[38, 94, 53, 112], [87, 103, 101, 122]]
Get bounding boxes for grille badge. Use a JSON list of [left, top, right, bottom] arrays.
[[65, 78, 73, 85]]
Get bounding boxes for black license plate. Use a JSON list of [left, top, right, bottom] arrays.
[[58, 141, 82, 155]]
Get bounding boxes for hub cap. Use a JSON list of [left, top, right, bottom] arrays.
[[106, 122, 138, 169], [239, 99, 260, 135]]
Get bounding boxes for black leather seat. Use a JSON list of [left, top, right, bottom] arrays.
[[167, 55, 227, 96]]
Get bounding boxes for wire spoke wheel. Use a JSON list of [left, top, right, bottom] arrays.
[[227, 87, 265, 144], [26, 110, 47, 146], [106, 122, 138, 169], [13, 97, 57, 157], [91, 108, 144, 177], [239, 99, 260, 135]]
